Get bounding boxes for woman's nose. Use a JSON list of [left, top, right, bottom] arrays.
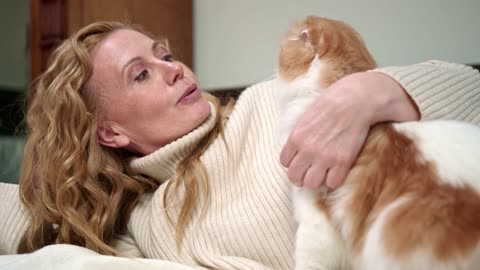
[[164, 61, 183, 86]]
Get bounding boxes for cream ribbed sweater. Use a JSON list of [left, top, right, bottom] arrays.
[[128, 79, 294, 270], [1, 61, 479, 270]]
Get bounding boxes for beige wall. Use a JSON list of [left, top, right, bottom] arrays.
[[193, 0, 480, 90]]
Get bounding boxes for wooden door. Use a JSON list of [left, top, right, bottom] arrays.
[[29, 0, 67, 82], [30, 0, 193, 81]]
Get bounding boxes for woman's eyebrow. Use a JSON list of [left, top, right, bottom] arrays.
[[122, 56, 141, 76], [152, 41, 162, 52], [122, 41, 163, 76]]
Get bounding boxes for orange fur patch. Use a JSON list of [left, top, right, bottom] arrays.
[[337, 124, 480, 261]]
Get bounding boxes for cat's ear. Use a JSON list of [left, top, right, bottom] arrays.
[[299, 29, 310, 42], [288, 28, 311, 43]]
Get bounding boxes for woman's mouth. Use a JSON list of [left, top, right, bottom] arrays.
[[177, 84, 200, 104]]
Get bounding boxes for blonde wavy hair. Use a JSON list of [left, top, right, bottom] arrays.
[[18, 21, 233, 255]]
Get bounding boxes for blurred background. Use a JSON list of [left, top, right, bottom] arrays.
[[1, 0, 479, 184]]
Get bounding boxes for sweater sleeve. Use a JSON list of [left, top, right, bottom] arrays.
[[0, 183, 29, 255], [374, 60, 480, 126]]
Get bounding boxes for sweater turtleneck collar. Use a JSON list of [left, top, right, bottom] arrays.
[[130, 103, 217, 183]]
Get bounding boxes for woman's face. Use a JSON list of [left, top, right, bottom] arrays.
[[89, 29, 210, 155]]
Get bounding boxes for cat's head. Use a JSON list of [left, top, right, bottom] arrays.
[[278, 16, 377, 85]]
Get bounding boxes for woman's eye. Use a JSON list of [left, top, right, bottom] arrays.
[[162, 54, 174, 62], [135, 70, 149, 82]]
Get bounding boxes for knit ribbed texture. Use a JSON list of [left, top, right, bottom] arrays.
[[0, 183, 28, 255], [131, 102, 217, 183], [375, 60, 480, 124], [129, 80, 295, 270], [0, 61, 479, 269]]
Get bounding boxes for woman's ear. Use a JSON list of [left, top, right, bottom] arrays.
[[96, 122, 130, 148]]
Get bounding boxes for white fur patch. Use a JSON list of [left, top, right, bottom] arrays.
[[293, 187, 349, 270], [276, 59, 328, 143], [394, 120, 480, 191], [328, 183, 357, 245]]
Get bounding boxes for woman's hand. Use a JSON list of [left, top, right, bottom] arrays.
[[280, 72, 420, 189]]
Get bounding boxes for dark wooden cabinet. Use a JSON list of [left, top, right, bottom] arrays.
[[30, 0, 193, 82]]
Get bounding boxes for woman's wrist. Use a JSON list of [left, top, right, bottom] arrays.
[[321, 71, 420, 129], [368, 72, 420, 124], [338, 71, 420, 126]]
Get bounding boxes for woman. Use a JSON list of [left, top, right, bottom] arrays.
[[1, 21, 479, 269]]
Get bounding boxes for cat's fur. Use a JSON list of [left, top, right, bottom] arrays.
[[276, 16, 480, 270]]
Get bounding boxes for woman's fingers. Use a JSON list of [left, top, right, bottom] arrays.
[[303, 164, 327, 189], [280, 73, 380, 190], [280, 140, 297, 168], [286, 154, 311, 186], [324, 165, 349, 189]]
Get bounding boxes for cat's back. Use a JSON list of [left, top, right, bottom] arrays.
[[331, 120, 480, 270], [393, 119, 480, 190]]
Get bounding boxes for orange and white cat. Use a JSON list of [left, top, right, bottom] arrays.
[[276, 16, 480, 270]]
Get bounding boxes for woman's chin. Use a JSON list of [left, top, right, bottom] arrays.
[[196, 98, 212, 121]]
